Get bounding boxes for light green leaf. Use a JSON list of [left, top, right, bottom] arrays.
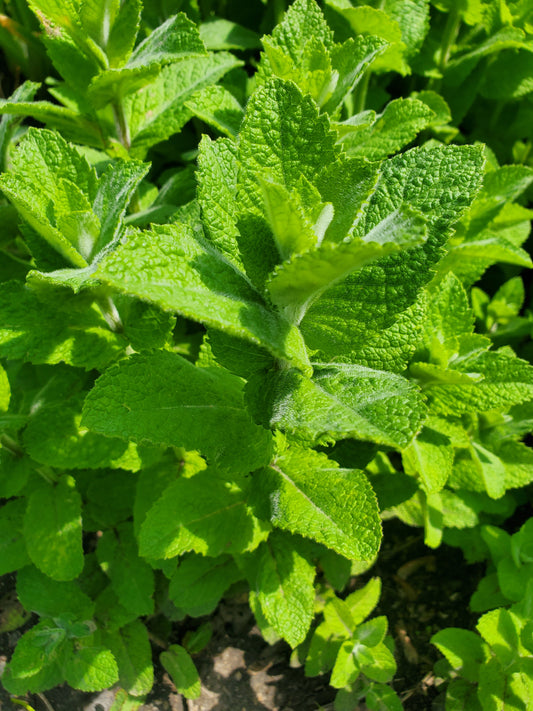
[[365, 682, 404, 711], [426, 350, 533, 415], [0, 364, 9, 412], [256, 363, 426, 450], [477, 608, 521, 666], [360, 641, 397, 683], [64, 643, 119, 692], [301, 144, 485, 356], [338, 98, 434, 160], [196, 136, 242, 268], [251, 447, 381, 560], [344, 577, 382, 626], [105, 0, 142, 67], [97, 524, 154, 617], [168, 554, 241, 616], [431, 628, 487, 683], [127, 13, 205, 67], [250, 531, 316, 648], [23, 393, 142, 471], [239, 78, 338, 204], [139, 469, 269, 559], [103, 621, 153, 696], [402, 426, 454, 493], [315, 157, 378, 245], [185, 84, 243, 138], [0, 81, 40, 172], [330, 640, 360, 688], [91, 160, 150, 259], [82, 350, 273, 471], [23, 475, 84, 581], [0, 281, 126, 370], [127, 52, 241, 158], [383, 0, 430, 55], [160, 645, 200, 700], [265, 0, 334, 63], [93, 224, 310, 370], [267, 204, 427, 322]]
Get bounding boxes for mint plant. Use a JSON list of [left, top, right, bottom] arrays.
[[0, 0, 532, 708]]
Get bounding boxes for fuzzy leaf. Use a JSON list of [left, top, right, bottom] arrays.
[[139, 469, 269, 559], [82, 351, 273, 472], [267, 204, 427, 322], [245, 531, 316, 648], [103, 621, 153, 696], [255, 363, 426, 450], [126, 52, 241, 158], [23, 475, 84, 581], [160, 645, 200, 699], [97, 524, 154, 617], [93, 224, 310, 370], [251, 447, 381, 560], [0, 281, 125, 370], [168, 554, 241, 616]]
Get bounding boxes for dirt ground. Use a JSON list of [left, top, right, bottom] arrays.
[[0, 518, 490, 711]]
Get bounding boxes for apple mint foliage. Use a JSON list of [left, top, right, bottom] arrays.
[[0, 0, 533, 707]]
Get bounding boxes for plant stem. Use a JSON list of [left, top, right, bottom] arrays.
[[0, 433, 24, 457], [438, 7, 461, 75], [98, 294, 124, 333], [353, 70, 371, 114], [112, 99, 131, 151]]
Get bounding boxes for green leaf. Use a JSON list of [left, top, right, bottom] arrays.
[[477, 608, 522, 666], [244, 531, 316, 648], [360, 641, 397, 683], [97, 523, 154, 617], [265, 0, 334, 62], [7, 621, 66, 681], [160, 645, 200, 699], [0, 498, 31, 575], [365, 682, 404, 711], [168, 554, 241, 616], [64, 642, 119, 692], [239, 78, 338, 204], [432, 627, 487, 683], [196, 136, 242, 269], [91, 160, 150, 259], [126, 52, 241, 158], [0, 127, 99, 266], [0, 281, 125, 370], [23, 392, 142, 471], [103, 621, 153, 696], [251, 447, 381, 561], [255, 363, 426, 450], [330, 639, 360, 688], [93, 224, 310, 370], [426, 350, 533, 415], [267, 204, 427, 322], [23, 475, 84, 581], [185, 84, 243, 138], [105, 0, 142, 67], [128, 13, 205, 67], [139, 468, 269, 559], [17, 566, 94, 621], [345, 577, 382, 626], [301, 144, 485, 356], [199, 17, 261, 50], [338, 98, 435, 160], [402, 425, 454, 493], [82, 351, 273, 471]]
